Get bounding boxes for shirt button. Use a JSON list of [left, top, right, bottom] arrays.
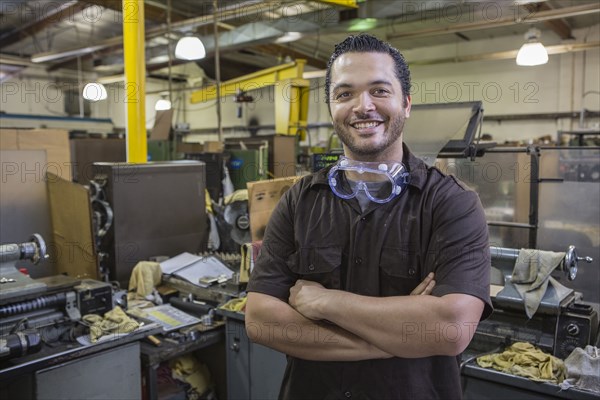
[[360, 217, 366, 221], [345, 391, 351, 398], [308, 264, 315, 271], [355, 257, 362, 265], [408, 268, 416, 276]]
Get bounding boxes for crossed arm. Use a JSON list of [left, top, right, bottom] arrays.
[[245, 273, 483, 361]]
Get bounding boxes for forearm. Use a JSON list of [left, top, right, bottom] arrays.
[[245, 292, 392, 361], [319, 291, 482, 358]]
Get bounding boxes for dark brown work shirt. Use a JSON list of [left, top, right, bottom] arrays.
[[247, 145, 493, 400]]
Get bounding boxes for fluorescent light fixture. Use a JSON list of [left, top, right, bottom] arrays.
[[275, 32, 302, 44], [516, 28, 548, 66], [82, 82, 108, 101], [175, 36, 206, 60], [97, 74, 125, 84], [155, 98, 172, 110], [349, 18, 378, 32]]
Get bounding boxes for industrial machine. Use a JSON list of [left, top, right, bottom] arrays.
[[90, 161, 209, 288], [226, 147, 269, 191], [0, 234, 47, 304], [468, 245, 597, 360], [0, 235, 113, 362], [461, 245, 599, 399]]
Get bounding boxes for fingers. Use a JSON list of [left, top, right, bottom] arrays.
[[296, 279, 324, 288], [410, 272, 435, 295], [421, 278, 435, 295]]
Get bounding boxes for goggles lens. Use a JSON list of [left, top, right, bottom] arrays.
[[327, 157, 409, 203]]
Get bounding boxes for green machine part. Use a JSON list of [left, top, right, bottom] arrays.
[[228, 148, 269, 191], [147, 140, 172, 161]]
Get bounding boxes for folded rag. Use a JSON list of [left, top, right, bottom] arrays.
[[511, 248, 567, 318], [128, 261, 162, 301], [559, 345, 600, 394], [219, 296, 247, 313], [169, 354, 212, 396], [477, 342, 566, 383], [83, 305, 140, 343]]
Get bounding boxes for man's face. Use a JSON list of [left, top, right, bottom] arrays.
[[329, 52, 411, 160]]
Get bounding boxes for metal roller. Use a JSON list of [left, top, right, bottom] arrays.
[[490, 245, 593, 280]]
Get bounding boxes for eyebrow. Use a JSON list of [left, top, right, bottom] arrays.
[[331, 79, 394, 93]]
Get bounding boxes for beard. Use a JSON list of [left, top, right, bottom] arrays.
[[333, 112, 406, 157]]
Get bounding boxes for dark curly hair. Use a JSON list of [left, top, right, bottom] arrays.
[[325, 33, 411, 107]]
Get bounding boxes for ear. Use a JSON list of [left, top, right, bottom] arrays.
[[404, 95, 412, 118]]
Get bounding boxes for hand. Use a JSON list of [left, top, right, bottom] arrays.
[[289, 279, 328, 320], [410, 272, 435, 295]]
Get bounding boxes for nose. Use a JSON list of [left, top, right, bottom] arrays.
[[353, 92, 375, 113]]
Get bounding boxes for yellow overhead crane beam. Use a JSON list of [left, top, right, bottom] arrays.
[[190, 60, 310, 138], [312, 0, 358, 8]]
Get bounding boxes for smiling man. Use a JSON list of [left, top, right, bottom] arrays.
[[245, 34, 492, 400]]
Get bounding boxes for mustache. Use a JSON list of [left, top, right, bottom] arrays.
[[349, 112, 384, 123]]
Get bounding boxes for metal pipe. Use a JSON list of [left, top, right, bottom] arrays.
[[31, 1, 276, 63], [77, 56, 84, 119], [528, 148, 540, 249], [487, 222, 536, 229], [123, 0, 147, 163], [387, 3, 600, 40], [410, 41, 599, 66], [213, 0, 223, 142], [167, 0, 173, 107]]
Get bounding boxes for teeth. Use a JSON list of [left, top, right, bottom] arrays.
[[353, 121, 379, 129]]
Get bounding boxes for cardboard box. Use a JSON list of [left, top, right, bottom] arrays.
[[247, 176, 301, 241], [177, 142, 205, 154], [46, 172, 99, 279], [204, 141, 224, 153], [0, 128, 72, 180], [177, 141, 224, 154], [0, 128, 19, 149]]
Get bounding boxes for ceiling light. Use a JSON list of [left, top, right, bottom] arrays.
[[349, 18, 378, 32], [82, 82, 108, 101], [275, 32, 302, 44], [516, 28, 548, 66], [155, 98, 172, 111], [175, 36, 206, 60]]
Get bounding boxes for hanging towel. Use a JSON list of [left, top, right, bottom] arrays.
[[511, 248, 567, 318]]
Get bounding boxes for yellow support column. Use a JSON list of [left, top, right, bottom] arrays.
[[275, 78, 310, 139], [123, 0, 147, 163]]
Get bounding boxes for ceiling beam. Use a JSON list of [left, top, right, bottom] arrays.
[[84, 0, 189, 22], [253, 44, 327, 69], [524, 2, 572, 40], [0, 1, 89, 48], [387, 3, 598, 40], [409, 41, 599, 66], [30, 2, 278, 63]]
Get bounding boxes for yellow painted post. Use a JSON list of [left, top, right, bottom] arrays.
[[123, 0, 147, 163], [275, 78, 310, 138]]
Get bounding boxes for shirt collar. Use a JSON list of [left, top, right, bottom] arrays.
[[310, 143, 428, 191]]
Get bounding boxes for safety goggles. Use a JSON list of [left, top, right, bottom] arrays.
[[327, 157, 409, 204]]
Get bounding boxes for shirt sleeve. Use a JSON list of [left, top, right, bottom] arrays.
[[246, 183, 300, 301], [426, 180, 493, 320]]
